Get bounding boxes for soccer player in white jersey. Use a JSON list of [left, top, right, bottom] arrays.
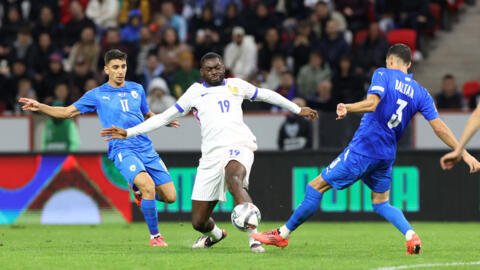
[[101, 52, 318, 252], [441, 104, 480, 172]]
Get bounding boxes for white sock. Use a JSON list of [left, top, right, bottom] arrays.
[[247, 228, 259, 246], [405, 230, 415, 241], [205, 225, 223, 241], [150, 233, 161, 240], [279, 225, 291, 239]]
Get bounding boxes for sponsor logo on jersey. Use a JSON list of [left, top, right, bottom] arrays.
[[118, 93, 127, 97], [131, 90, 138, 99], [200, 93, 208, 97], [228, 86, 238, 93], [129, 164, 136, 171], [102, 96, 110, 100]]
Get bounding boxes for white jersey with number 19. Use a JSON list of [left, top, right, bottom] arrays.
[[125, 77, 301, 201], [174, 78, 260, 155]]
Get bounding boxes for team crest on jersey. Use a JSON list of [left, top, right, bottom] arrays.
[[228, 86, 238, 93], [129, 164, 136, 171], [131, 90, 138, 99]]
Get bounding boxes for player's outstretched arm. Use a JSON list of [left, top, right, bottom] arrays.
[[429, 118, 480, 173], [101, 125, 127, 141], [101, 105, 183, 140], [253, 88, 318, 120], [336, 94, 381, 120], [19, 98, 81, 119], [440, 105, 480, 172], [144, 111, 180, 128]]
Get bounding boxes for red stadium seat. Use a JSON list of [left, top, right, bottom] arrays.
[[462, 80, 480, 100], [430, 3, 442, 31], [448, 0, 464, 11], [387, 29, 417, 54], [367, 4, 376, 22], [354, 29, 386, 49], [424, 3, 441, 36], [354, 29, 368, 47], [0, 100, 5, 114]]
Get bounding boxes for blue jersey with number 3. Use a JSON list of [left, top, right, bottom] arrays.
[[73, 81, 153, 159], [348, 68, 439, 159]]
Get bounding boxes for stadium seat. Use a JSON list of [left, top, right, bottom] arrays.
[[353, 29, 386, 49], [353, 29, 368, 48], [448, 0, 464, 11], [462, 80, 480, 100], [0, 100, 5, 114], [424, 3, 442, 36], [386, 29, 417, 54], [367, 4, 376, 22]]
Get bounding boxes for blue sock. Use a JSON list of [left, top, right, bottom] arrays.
[[141, 199, 159, 236], [372, 201, 412, 235], [285, 185, 323, 231]]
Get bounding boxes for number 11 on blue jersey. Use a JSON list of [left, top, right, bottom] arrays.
[[120, 99, 129, 112]]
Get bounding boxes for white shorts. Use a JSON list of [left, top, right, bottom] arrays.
[[191, 146, 254, 202]]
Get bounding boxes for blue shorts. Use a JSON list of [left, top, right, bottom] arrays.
[[113, 148, 172, 188], [321, 148, 394, 193]]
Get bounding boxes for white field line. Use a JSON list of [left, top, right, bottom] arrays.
[[372, 261, 480, 270]]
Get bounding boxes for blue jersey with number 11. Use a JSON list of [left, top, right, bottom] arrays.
[[73, 81, 153, 160], [348, 68, 439, 159]]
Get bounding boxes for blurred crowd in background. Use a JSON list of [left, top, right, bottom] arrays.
[[0, 0, 478, 151]]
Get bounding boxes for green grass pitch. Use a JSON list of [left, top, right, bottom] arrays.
[[1, 222, 480, 269]]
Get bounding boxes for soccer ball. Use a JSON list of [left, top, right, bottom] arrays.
[[231, 202, 261, 232]]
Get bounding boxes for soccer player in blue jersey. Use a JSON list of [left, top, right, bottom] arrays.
[[19, 49, 178, 247], [252, 44, 480, 254]]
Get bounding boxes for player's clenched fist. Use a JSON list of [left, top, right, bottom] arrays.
[[19, 98, 40, 111], [101, 125, 127, 141], [336, 103, 347, 120]]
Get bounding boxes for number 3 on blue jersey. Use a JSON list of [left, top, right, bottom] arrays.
[[388, 98, 408, 129], [218, 100, 230, 113]]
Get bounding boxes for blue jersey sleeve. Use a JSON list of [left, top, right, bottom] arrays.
[[73, 89, 97, 114], [140, 85, 149, 114], [367, 69, 388, 99], [418, 89, 439, 121]]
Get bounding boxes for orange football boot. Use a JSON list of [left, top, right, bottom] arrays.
[[406, 233, 422, 255], [251, 229, 289, 248], [150, 236, 168, 247]]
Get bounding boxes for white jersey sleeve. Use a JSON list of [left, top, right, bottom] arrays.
[[125, 83, 201, 138], [255, 88, 301, 114], [229, 78, 301, 114], [126, 106, 182, 138], [174, 84, 198, 114]]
